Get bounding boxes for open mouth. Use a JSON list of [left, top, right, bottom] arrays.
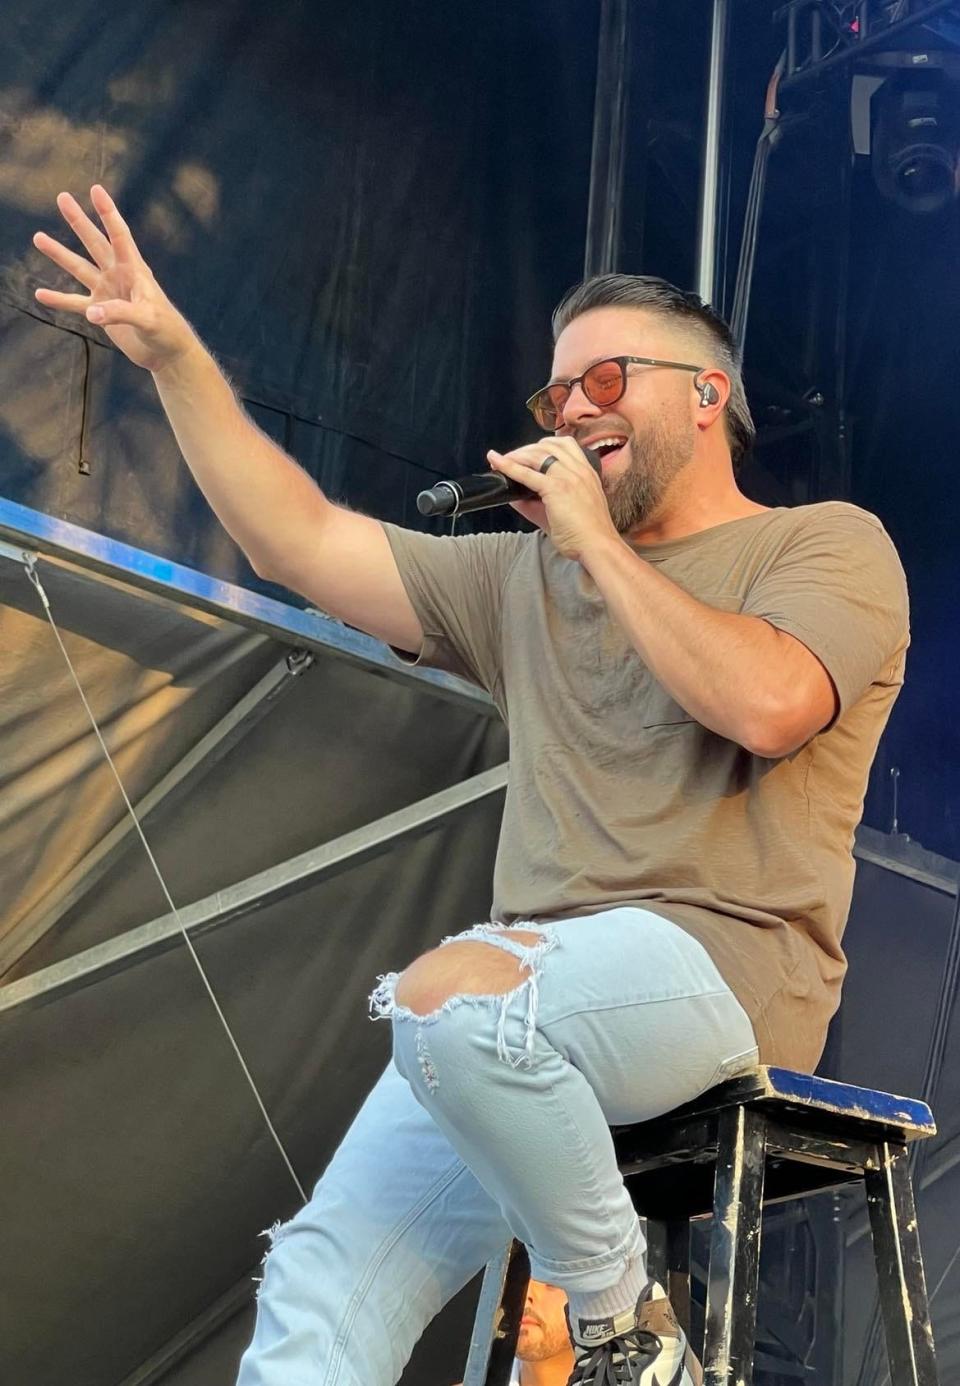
[[586, 435, 629, 467]]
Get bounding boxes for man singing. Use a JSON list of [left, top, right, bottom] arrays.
[[34, 187, 908, 1386]]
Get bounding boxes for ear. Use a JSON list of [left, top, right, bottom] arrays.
[[693, 369, 729, 424]]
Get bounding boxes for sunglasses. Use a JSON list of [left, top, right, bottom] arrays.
[[525, 355, 705, 431]]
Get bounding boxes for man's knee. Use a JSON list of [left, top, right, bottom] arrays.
[[394, 932, 542, 1016]]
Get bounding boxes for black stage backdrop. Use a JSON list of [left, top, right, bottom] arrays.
[[0, 6, 604, 1382], [712, 3, 960, 863], [0, 0, 601, 568]]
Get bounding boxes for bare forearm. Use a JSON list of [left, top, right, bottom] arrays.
[[582, 534, 801, 753], [484, 437, 835, 755], [152, 341, 333, 578]]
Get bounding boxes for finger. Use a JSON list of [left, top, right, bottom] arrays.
[[84, 298, 153, 328], [488, 442, 559, 472], [90, 184, 141, 267], [32, 231, 99, 290], [488, 450, 548, 494], [56, 191, 113, 268], [545, 437, 597, 470], [34, 287, 92, 314]]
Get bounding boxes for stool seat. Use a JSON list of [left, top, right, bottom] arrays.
[[631, 1064, 936, 1133], [463, 1067, 940, 1386], [613, 1064, 936, 1221]]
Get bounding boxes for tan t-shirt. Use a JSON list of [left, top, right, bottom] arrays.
[[382, 503, 909, 1071]]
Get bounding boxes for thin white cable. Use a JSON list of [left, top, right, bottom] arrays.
[[929, 1235, 960, 1307], [23, 554, 307, 1205], [875, 1235, 960, 1386]]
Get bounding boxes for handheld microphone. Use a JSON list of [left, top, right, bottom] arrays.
[[416, 446, 601, 518]]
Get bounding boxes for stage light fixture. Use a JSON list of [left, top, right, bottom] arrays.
[[870, 67, 960, 212], [852, 54, 960, 214]]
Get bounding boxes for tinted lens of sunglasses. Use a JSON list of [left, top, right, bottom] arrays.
[[532, 385, 568, 429], [583, 359, 627, 408], [529, 359, 627, 429]]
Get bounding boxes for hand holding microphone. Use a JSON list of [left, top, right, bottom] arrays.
[[419, 438, 619, 563], [417, 442, 601, 517]]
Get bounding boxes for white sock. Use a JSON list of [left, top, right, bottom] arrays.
[[566, 1258, 651, 1335]]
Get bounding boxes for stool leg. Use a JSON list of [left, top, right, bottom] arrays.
[[647, 1217, 668, 1288], [463, 1240, 530, 1386], [865, 1141, 940, 1385], [647, 1218, 693, 1340], [703, 1106, 766, 1385]]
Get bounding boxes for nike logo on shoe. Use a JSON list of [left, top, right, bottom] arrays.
[[578, 1319, 615, 1341], [569, 1282, 699, 1385]]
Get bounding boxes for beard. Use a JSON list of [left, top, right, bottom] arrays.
[[517, 1318, 573, 1362], [603, 410, 696, 534]]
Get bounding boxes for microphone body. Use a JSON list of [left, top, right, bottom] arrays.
[[417, 446, 601, 517]]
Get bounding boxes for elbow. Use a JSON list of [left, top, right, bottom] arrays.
[[740, 727, 803, 761], [738, 698, 814, 760], [737, 648, 839, 759], [247, 549, 278, 582], [247, 538, 303, 586]]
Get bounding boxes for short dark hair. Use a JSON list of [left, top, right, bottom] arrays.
[[551, 274, 755, 468]]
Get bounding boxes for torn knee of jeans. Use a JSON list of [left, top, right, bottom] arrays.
[[368, 924, 557, 1025], [369, 924, 560, 1089], [390, 935, 536, 1018], [444, 922, 559, 971]]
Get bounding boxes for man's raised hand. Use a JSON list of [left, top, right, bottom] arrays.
[[33, 185, 195, 374]]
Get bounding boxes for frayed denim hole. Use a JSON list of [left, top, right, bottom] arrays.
[[370, 924, 560, 1086], [440, 921, 560, 972], [457, 927, 557, 1069], [415, 1028, 440, 1093], [495, 972, 544, 1070], [253, 1219, 287, 1302], [369, 971, 401, 1020]]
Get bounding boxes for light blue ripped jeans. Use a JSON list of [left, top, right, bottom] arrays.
[[237, 908, 759, 1386]]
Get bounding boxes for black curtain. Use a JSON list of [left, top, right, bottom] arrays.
[[0, 0, 600, 574], [714, 2, 960, 862]]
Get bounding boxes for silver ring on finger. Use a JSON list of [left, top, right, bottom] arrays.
[[539, 455, 557, 475]]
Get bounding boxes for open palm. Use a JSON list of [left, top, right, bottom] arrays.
[[33, 185, 193, 373]]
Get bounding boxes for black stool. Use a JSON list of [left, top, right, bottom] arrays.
[[462, 1066, 939, 1385]]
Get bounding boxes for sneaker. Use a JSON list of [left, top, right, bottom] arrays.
[[568, 1282, 701, 1386], [636, 1291, 703, 1386]]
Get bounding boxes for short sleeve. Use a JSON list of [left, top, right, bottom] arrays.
[[381, 522, 529, 694], [741, 504, 909, 716]]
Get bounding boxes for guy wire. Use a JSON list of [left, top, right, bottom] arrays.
[[22, 554, 308, 1206]]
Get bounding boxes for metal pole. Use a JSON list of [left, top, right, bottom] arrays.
[[0, 657, 299, 979], [584, 0, 632, 278], [695, 0, 730, 305], [0, 497, 494, 716], [0, 762, 510, 1014], [117, 1275, 256, 1386]]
